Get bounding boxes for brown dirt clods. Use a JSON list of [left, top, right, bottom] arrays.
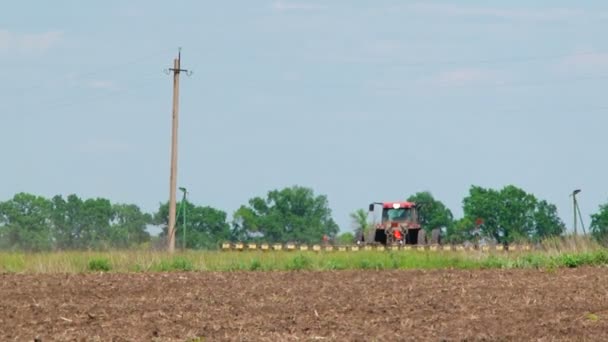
[[1, 268, 608, 341]]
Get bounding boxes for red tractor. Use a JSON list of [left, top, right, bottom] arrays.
[[367, 201, 427, 245]]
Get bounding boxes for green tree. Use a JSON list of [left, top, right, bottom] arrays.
[[445, 217, 476, 244], [533, 200, 565, 240], [590, 201, 608, 244], [349, 208, 370, 241], [50, 195, 113, 249], [462, 185, 564, 244], [153, 201, 230, 249], [0, 193, 52, 251], [109, 204, 151, 248], [233, 186, 339, 244], [406, 191, 453, 233], [337, 232, 355, 245]]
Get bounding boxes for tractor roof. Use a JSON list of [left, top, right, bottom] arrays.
[[382, 201, 416, 209]]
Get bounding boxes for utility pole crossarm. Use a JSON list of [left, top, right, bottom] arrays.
[[169, 49, 192, 75]]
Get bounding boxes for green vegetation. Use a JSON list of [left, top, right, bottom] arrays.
[[0, 193, 152, 251], [337, 231, 355, 245], [1, 187, 608, 251], [1, 244, 607, 273], [88, 257, 112, 272], [153, 256, 194, 272], [586, 313, 599, 322], [153, 201, 231, 250], [407, 191, 454, 234], [349, 208, 371, 241], [232, 186, 339, 244], [461, 185, 565, 244], [591, 201, 608, 244]]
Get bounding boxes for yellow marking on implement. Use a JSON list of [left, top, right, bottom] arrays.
[[219, 242, 534, 253]]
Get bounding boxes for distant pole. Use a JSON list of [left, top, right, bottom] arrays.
[[183, 194, 187, 249], [572, 189, 581, 236], [167, 49, 190, 253], [180, 187, 188, 249], [574, 192, 586, 235]]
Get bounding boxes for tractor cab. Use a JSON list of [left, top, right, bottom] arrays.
[[368, 201, 422, 245]]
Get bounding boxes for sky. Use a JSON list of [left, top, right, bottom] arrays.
[[1, 1, 607, 234]]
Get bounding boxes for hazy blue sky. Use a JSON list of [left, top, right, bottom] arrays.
[[1, 1, 607, 233]]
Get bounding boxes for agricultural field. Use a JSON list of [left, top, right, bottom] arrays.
[[1, 267, 608, 341], [1, 248, 608, 340]]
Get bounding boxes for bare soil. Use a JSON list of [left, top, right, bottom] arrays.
[[1, 268, 608, 341]]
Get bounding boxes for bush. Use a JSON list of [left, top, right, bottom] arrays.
[[88, 258, 111, 272], [288, 254, 312, 270], [481, 255, 506, 269], [515, 254, 550, 269], [249, 259, 262, 271], [592, 250, 608, 264], [170, 257, 194, 271], [358, 259, 379, 270], [559, 254, 583, 268], [324, 260, 347, 270], [156, 257, 194, 271]]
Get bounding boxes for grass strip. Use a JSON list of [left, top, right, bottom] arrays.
[[1, 249, 608, 273]]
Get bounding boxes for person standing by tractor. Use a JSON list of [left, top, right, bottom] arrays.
[[393, 229, 403, 244]]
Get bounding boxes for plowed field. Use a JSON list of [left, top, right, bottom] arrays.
[[2, 268, 608, 341]]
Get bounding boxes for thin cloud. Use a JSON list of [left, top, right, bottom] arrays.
[[558, 52, 608, 73], [87, 80, 119, 91], [272, 1, 327, 12], [407, 3, 587, 21], [0, 30, 63, 54], [429, 68, 506, 87], [78, 139, 133, 154]]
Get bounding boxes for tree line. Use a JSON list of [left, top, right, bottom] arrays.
[[1, 185, 607, 251]]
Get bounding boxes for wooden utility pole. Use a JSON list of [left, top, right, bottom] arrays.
[[167, 49, 189, 253], [572, 189, 581, 236]]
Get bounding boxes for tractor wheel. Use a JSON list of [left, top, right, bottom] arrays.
[[418, 229, 427, 245], [385, 228, 394, 245], [431, 228, 441, 245]]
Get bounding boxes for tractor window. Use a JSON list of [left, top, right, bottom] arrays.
[[383, 208, 411, 222]]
